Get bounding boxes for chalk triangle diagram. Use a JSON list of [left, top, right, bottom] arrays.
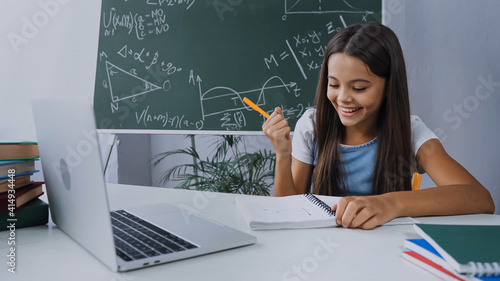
[[105, 61, 161, 102]]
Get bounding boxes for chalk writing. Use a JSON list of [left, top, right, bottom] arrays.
[[136, 106, 204, 129], [93, 0, 380, 131]]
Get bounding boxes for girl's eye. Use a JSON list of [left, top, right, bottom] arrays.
[[329, 84, 339, 88], [354, 87, 367, 92]]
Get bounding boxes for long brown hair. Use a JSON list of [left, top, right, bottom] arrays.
[[312, 22, 413, 196]]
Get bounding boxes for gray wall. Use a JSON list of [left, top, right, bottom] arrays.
[[116, 134, 152, 186], [386, 0, 500, 210]]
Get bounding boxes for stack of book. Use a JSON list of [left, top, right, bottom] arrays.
[[403, 224, 500, 281], [0, 142, 48, 230]]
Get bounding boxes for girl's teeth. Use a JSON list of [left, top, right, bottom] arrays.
[[342, 107, 360, 113]]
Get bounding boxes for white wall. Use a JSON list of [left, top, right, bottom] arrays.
[[1, 0, 101, 134], [0, 0, 117, 181], [385, 0, 500, 212]]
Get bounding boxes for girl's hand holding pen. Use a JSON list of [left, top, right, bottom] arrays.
[[262, 107, 291, 156]]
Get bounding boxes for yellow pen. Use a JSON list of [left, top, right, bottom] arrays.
[[412, 172, 422, 191], [243, 97, 270, 118]]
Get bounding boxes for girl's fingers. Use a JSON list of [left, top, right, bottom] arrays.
[[348, 208, 373, 229], [264, 107, 284, 127], [334, 195, 392, 229], [267, 107, 282, 120], [274, 106, 282, 115], [336, 197, 368, 228], [334, 197, 350, 225]]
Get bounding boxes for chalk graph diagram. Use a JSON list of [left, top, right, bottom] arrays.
[[199, 76, 296, 120], [283, 0, 374, 20], [104, 61, 162, 103]]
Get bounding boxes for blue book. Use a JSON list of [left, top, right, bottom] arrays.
[[0, 159, 37, 165], [0, 159, 38, 177], [0, 170, 39, 180], [406, 238, 444, 261]]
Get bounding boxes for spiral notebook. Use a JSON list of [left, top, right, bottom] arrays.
[[414, 224, 500, 277], [235, 194, 419, 230]]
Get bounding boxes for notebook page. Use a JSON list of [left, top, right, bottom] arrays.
[[236, 195, 333, 224]]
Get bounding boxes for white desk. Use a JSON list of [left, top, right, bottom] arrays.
[[1, 184, 499, 281]]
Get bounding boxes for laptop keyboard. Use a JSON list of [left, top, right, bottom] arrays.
[[110, 210, 198, 261]]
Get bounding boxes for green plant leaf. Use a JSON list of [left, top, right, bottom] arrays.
[[152, 135, 275, 196]]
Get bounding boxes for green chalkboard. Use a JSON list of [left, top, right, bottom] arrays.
[[93, 0, 381, 133]]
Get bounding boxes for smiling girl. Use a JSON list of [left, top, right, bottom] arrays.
[[262, 22, 494, 230]]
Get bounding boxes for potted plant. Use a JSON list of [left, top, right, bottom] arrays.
[[152, 135, 275, 196]]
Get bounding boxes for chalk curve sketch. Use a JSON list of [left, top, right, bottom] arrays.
[[105, 61, 163, 103], [199, 76, 297, 120], [282, 0, 374, 20]]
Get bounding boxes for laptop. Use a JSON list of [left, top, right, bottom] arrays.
[[31, 97, 256, 272]]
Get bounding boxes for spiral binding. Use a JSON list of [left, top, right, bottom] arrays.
[[304, 193, 335, 216], [468, 261, 500, 277]]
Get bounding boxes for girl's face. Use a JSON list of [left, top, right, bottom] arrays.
[[326, 53, 386, 137]]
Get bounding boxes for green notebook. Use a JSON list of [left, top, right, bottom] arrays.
[[414, 224, 500, 277]]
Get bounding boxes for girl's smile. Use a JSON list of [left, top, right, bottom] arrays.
[[339, 106, 363, 116]]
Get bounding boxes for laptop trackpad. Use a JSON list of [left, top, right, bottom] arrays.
[[123, 203, 181, 216], [124, 203, 250, 248]]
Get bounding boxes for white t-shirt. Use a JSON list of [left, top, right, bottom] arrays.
[[291, 108, 439, 174]]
